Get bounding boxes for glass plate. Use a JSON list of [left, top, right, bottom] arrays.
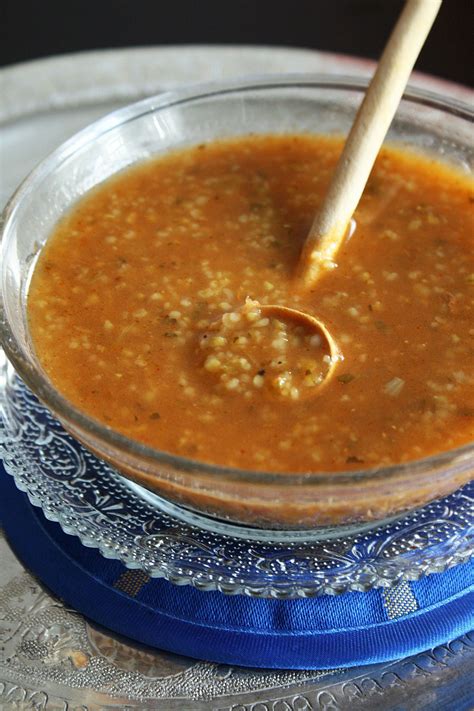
[[0, 355, 472, 599]]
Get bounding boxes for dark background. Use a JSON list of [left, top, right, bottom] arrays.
[[0, 0, 472, 86]]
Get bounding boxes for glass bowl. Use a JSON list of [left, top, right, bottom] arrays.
[[1, 75, 473, 531]]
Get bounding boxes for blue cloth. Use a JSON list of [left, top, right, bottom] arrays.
[[0, 466, 472, 670]]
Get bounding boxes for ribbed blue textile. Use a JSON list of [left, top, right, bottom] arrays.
[[0, 466, 472, 669]]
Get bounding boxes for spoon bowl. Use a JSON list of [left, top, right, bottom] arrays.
[[200, 299, 341, 398], [258, 304, 342, 390]]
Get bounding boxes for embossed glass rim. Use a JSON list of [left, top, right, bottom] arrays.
[[0, 363, 473, 598], [0, 74, 473, 489]]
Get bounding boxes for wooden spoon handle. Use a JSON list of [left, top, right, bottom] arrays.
[[298, 0, 442, 289]]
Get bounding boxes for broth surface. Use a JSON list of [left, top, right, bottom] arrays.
[[28, 135, 474, 472]]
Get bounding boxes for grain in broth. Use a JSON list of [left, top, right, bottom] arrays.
[[28, 135, 474, 472]]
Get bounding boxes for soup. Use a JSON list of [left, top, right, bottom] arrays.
[[28, 135, 473, 475]]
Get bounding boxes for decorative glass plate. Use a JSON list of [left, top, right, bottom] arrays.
[[0, 355, 472, 599]]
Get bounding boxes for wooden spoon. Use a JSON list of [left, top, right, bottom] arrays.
[[257, 0, 442, 391], [297, 0, 442, 289], [205, 0, 442, 395]]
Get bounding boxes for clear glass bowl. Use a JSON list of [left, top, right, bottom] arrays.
[[1, 75, 473, 530], [1, 356, 473, 595]]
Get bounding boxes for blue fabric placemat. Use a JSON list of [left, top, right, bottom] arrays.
[[0, 465, 472, 670]]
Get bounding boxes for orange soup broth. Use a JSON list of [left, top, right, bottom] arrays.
[[28, 135, 474, 474]]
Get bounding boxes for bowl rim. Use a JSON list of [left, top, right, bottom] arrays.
[[1, 72, 473, 487]]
